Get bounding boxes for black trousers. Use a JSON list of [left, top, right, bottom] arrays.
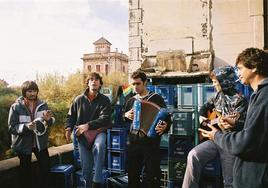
[[17, 148, 50, 188], [127, 142, 161, 188]]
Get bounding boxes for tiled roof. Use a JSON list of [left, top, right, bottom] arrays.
[[93, 37, 112, 45]]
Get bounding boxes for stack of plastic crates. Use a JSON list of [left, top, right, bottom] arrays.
[[107, 127, 128, 175]]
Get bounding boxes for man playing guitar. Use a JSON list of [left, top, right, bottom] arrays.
[[182, 66, 248, 188]]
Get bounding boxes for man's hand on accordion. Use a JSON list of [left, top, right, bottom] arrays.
[[125, 109, 134, 120], [155, 121, 168, 135]]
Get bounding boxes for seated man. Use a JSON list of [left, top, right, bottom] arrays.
[[182, 66, 248, 188], [65, 72, 111, 188]]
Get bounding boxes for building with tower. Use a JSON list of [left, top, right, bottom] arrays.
[[82, 37, 128, 75]]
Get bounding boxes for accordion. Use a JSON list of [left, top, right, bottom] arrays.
[[133, 99, 169, 137]]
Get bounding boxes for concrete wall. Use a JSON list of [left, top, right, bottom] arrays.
[[213, 0, 264, 67], [129, 0, 265, 77], [0, 144, 73, 187]]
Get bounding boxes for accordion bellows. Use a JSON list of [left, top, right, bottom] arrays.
[[133, 100, 169, 137]]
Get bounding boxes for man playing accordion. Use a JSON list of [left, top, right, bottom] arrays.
[[123, 70, 171, 188]]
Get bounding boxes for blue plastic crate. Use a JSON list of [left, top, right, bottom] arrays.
[[202, 156, 222, 177], [171, 109, 195, 136], [160, 133, 169, 149], [146, 85, 155, 92], [113, 104, 124, 126], [168, 159, 187, 181], [108, 150, 126, 171], [107, 128, 128, 150], [177, 85, 198, 107], [155, 85, 176, 106], [168, 135, 193, 159], [160, 148, 168, 164], [197, 83, 216, 106], [51, 164, 74, 188]]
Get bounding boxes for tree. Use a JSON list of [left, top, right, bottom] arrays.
[[102, 71, 129, 97], [36, 71, 85, 147], [0, 81, 20, 160], [0, 79, 8, 88]]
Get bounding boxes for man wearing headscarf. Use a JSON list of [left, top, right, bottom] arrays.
[[199, 48, 268, 188], [182, 66, 248, 188]]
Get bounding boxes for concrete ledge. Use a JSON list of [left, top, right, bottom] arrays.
[[0, 144, 74, 187]]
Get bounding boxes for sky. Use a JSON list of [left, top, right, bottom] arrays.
[[0, 0, 128, 86]]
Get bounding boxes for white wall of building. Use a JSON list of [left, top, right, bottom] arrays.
[[129, 0, 265, 75]]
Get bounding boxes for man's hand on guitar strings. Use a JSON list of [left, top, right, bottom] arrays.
[[219, 117, 234, 130], [198, 124, 218, 140]]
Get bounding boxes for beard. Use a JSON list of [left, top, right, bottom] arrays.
[[26, 95, 37, 101]]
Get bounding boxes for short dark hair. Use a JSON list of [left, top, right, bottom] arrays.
[[86, 72, 103, 86], [21, 81, 39, 97], [131, 70, 147, 83], [236, 47, 268, 76]]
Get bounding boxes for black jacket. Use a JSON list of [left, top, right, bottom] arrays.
[[123, 92, 171, 145], [66, 88, 112, 131], [214, 78, 268, 188]]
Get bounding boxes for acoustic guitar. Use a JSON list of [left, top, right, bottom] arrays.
[[199, 109, 240, 141]]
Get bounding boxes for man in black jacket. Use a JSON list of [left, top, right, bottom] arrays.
[[124, 71, 171, 188], [199, 48, 268, 188], [65, 72, 111, 188]]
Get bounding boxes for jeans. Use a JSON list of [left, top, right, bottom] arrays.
[[182, 140, 235, 188], [78, 132, 106, 188], [17, 148, 50, 188], [127, 142, 161, 188]]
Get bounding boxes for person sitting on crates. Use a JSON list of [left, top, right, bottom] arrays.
[[65, 72, 112, 188], [123, 70, 171, 188], [199, 48, 268, 188], [182, 66, 248, 188]]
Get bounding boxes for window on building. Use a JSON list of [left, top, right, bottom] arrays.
[[105, 64, 109, 75], [96, 65, 100, 72], [87, 65, 91, 72], [264, 0, 268, 49], [123, 66, 125, 73]]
